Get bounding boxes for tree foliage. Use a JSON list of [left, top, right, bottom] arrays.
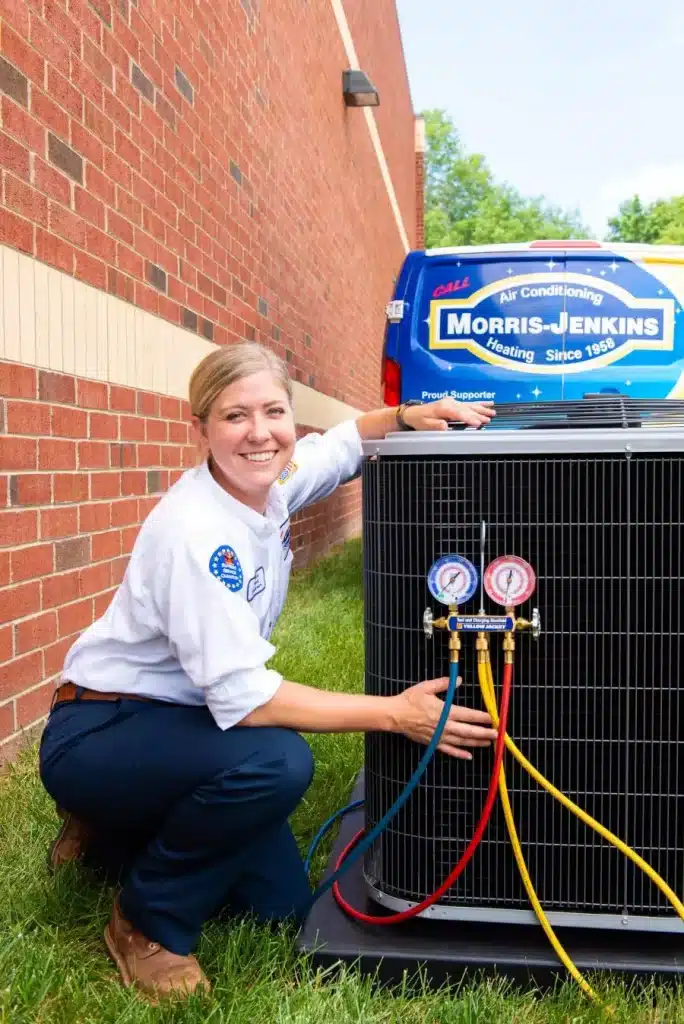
[[423, 109, 587, 248], [607, 195, 684, 245]]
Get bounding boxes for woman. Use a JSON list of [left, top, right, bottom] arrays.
[[39, 342, 496, 1000]]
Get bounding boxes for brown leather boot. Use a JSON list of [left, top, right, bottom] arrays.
[[48, 807, 93, 872], [104, 898, 210, 1000]]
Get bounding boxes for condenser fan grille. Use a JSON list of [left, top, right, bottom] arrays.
[[448, 397, 684, 430], [362, 450, 684, 919]]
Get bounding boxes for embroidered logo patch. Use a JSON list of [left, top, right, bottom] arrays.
[[277, 459, 298, 485], [209, 545, 244, 592], [247, 566, 266, 602]]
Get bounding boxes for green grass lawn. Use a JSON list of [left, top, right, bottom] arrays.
[[1, 538, 682, 1022]]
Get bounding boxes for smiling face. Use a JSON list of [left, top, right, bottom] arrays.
[[196, 369, 296, 513]]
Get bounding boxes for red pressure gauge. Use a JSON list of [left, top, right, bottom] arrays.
[[484, 556, 536, 607]]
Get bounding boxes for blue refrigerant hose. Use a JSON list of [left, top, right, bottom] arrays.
[[304, 661, 460, 910], [304, 800, 364, 874]]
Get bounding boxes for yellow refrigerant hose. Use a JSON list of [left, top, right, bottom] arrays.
[[476, 653, 684, 1007]]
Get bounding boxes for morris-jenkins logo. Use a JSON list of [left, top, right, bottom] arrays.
[[429, 272, 676, 374]]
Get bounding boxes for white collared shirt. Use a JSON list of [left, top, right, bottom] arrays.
[[62, 419, 364, 729]]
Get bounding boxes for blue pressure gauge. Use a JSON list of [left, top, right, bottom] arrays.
[[427, 554, 479, 606]]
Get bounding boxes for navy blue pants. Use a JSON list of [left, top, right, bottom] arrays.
[[38, 695, 315, 955]]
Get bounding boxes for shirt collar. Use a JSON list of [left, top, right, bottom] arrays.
[[196, 459, 286, 536]]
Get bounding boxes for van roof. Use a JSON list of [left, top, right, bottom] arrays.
[[425, 240, 684, 260]]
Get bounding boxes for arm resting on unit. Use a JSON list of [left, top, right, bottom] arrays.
[[356, 397, 495, 440]]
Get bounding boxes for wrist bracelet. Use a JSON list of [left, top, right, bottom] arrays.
[[396, 399, 423, 431]]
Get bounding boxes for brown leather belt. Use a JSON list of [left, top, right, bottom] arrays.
[[52, 682, 157, 707]]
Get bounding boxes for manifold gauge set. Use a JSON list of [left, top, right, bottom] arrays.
[[423, 553, 541, 637]]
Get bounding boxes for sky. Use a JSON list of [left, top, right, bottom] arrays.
[[395, 0, 684, 238]]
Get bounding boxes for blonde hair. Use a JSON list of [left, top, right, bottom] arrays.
[[189, 342, 293, 421]]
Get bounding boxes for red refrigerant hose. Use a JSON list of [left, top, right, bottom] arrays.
[[332, 660, 514, 924]]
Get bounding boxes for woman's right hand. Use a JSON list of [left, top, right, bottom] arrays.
[[388, 676, 497, 760]]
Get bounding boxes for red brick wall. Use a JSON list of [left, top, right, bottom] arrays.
[[0, 0, 414, 762], [0, 359, 362, 762], [344, 0, 416, 257], [0, 359, 192, 761], [0, 0, 416, 409]]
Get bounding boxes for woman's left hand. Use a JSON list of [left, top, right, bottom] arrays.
[[357, 397, 495, 442], [403, 397, 495, 431]]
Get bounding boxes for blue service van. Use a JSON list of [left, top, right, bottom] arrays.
[[382, 241, 684, 406]]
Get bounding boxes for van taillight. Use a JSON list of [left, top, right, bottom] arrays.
[[383, 355, 401, 406]]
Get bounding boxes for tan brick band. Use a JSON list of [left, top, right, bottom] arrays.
[[0, 245, 362, 428]]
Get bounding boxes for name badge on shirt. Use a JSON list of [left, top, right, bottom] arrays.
[[247, 566, 266, 602]]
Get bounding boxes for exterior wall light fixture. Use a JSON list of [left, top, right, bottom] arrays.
[[342, 69, 379, 107]]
